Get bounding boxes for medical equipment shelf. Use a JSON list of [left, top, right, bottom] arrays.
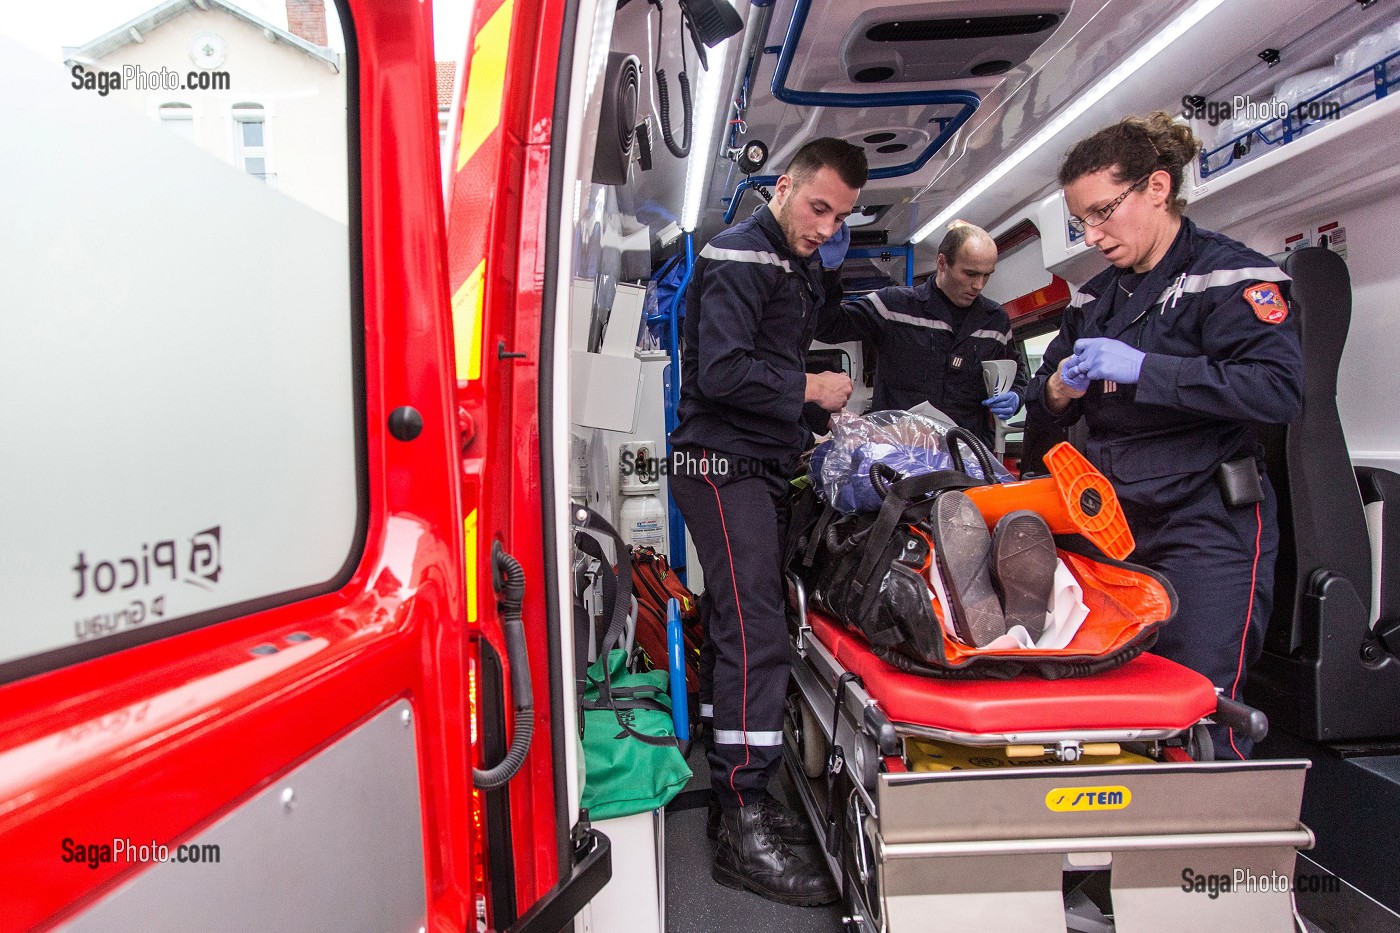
[[1200, 50, 1400, 179]]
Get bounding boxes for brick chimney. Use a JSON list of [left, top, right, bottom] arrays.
[[286, 0, 328, 46]]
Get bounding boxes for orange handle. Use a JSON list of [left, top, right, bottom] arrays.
[[963, 443, 1134, 560]]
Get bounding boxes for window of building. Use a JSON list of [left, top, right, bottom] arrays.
[[158, 102, 195, 143], [233, 102, 271, 182]]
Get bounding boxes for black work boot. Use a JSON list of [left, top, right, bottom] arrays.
[[991, 510, 1058, 641], [931, 490, 1007, 647], [707, 791, 818, 844], [712, 804, 838, 906]]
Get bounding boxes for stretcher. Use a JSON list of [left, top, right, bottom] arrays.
[[781, 572, 1315, 933]]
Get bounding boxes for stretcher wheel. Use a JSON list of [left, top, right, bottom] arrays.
[[785, 694, 828, 779], [1186, 722, 1215, 762], [846, 792, 882, 929]]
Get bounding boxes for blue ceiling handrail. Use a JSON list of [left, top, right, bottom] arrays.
[[1199, 50, 1400, 178], [848, 245, 915, 287], [717, 0, 980, 222], [771, 0, 982, 115], [769, 0, 981, 178]]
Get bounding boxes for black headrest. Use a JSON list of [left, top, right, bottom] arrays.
[[1281, 247, 1351, 396]]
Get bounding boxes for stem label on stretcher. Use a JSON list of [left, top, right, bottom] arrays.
[[1045, 786, 1132, 812]]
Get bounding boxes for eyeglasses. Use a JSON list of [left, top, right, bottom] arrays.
[[1067, 175, 1151, 235]]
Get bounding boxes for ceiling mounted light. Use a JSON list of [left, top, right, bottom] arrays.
[[911, 0, 1228, 244], [736, 140, 769, 175]]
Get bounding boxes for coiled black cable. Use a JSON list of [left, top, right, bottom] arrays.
[[656, 68, 692, 158], [654, 0, 692, 158], [473, 541, 535, 790]]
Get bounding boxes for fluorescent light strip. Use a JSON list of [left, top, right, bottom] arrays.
[[910, 0, 1227, 244], [682, 37, 733, 231]]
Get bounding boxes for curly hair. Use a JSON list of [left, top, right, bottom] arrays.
[[1058, 112, 1201, 214]]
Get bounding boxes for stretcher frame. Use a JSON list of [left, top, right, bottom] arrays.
[[782, 574, 1315, 932]]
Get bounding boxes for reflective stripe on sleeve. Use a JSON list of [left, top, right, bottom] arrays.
[[868, 293, 952, 331], [713, 729, 784, 747], [698, 244, 793, 272]]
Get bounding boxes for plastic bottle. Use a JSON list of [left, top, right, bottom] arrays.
[[619, 492, 666, 552]]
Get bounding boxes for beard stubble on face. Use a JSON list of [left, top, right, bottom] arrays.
[[775, 198, 798, 253], [774, 194, 817, 257]]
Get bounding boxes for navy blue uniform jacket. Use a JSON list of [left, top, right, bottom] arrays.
[[815, 278, 1028, 444], [669, 206, 839, 471], [1026, 218, 1303, 509]]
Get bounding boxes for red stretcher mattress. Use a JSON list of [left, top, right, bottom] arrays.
[[807, 610, 1218, 736]]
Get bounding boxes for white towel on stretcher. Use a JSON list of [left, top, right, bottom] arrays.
[[934, 558, 1089, 650]]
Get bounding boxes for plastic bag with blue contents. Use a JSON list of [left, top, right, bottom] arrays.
[[811, 409, 1012, 514]]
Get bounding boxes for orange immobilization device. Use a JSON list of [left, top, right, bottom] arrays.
[[963, 442, 1134, 560]]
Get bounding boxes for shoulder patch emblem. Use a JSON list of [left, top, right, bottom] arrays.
[[1244, 282, 1288, 324]]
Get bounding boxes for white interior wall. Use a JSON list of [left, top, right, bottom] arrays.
[[983, 236, 1055, 307], [1211, 175, 1400, 474]]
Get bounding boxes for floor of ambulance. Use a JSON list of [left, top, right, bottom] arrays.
[[662, 742, 1352, 933], [663, 742, 844, 933]]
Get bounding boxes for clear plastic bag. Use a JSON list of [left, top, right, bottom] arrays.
[[1274, 66, 1343, 114], [1335, 24, 1400, 106], [811, 410, 1011, 514], [1336, 23, 1400, 80]]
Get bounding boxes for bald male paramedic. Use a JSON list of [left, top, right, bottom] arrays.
[[815, 222, 1029, 445]]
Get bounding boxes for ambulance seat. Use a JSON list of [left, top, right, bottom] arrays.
[[1251, 246, 1400, 742], [1356, 467, 1400, 656]]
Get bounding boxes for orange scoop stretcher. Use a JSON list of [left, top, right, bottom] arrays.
[[964, 441, 1135, 560]]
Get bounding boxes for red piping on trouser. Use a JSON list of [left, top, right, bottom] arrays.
[[1229, 502, 1263, 760], [700, 450, 751, 807]]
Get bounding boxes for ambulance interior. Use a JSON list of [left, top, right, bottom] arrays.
[[556, 0, 1400, 930]]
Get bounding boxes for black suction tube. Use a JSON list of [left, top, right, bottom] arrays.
[[474, 541, 535, 789]]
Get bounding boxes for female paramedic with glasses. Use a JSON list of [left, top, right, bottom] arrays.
[[1024, 112, 1303, 759]]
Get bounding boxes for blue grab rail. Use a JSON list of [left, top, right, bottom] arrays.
[[768, 0, 979, 180], [1200, 51, 1400, 178], [847, 244, 914, 287], [717, 0, 980, 223], [666, 598, 690, 741], [663, 233, 695, 584]]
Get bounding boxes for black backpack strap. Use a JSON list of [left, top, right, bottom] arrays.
[[849, 470, 982, 623], [572, 505, 634, 658], [572, 503, 679, 748], [802, 502, 837, 569], [574, 532, 617, 650]]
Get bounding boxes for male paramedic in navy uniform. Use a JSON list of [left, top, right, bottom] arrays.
[[668, 137, 867, 906], [814, 222, 1029, 443]]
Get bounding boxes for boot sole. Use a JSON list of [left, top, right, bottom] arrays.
[[992, 510, 1058, 641], [711, 861, 839, 907], [931, 491, 1006, 647]]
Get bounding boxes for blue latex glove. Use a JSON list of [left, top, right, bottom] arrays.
[[1059, 355, 1092, 393], [1072, 337, 1145, 384], [817, 223, 850, 269], [982, 391, 1020, 420]]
